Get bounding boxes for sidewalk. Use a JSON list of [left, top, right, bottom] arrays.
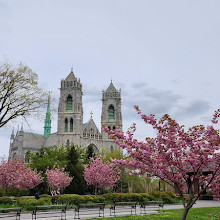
[[20, 200, 220, 220]]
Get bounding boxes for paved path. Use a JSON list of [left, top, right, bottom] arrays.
[[20, 200, 220, 220]]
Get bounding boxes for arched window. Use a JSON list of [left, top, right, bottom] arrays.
[[113, 126, 116, 130], [66, 95, 73, 111], [108, 105, 115, 119], [70, 118, 73, 132], [65, 118, 68, 132]]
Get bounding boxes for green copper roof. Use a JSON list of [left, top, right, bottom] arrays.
[[44, 94, 52, 138]]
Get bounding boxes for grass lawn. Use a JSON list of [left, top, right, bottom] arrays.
[[86, 207, 220, 220]]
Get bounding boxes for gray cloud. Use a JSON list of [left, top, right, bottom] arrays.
[[123, 83, 182, 120], [173, 100, 210, 121], [121, 83, 211, 125]]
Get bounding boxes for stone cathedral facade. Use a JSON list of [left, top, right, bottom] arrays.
[[8, 69, 123, 160]]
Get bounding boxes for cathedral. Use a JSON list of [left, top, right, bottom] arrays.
[[8, 69, 123, 160]]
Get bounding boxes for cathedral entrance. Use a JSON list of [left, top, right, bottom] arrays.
[[86, 144, 99, 157]]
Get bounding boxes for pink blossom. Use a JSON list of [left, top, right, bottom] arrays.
[[106, 105, 220, 220], [0, 159, 42, 192], [46, 165, 73, 191], [84, 156, 121, 190]]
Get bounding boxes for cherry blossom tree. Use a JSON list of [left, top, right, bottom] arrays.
[[0, 159, 43, 195], [84, 156, 121, 194], [46, 165, 73, 194], [106, 106, 220, 220]]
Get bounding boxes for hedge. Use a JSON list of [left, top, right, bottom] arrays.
[[16, 197, 51, 207], [0, 196, 14, 204], [52, 191, 179, 205], [0, 191, 180, 208]]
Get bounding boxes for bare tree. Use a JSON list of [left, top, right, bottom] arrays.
[[0, 62, 47, 128]]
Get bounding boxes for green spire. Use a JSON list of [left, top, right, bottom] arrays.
[[44, 94, 51, 138]]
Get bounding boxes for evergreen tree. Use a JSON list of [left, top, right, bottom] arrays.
[[84, 144, 95, 164], [64, 145, 86, 194]]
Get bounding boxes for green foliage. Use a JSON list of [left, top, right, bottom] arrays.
[[84, 145, 96, 164], [0, 188, 29, 197], [40, 194, 52, 199], [103, 193, 144, 203], [29, 146, 69, 172], [52, 194, 86, 205], [0, 204, 16, 208], [51, 192, 179, 205], [102, 149, 123, 162], [0, 196, 14, 204], [26, 205, 36, 211], [0, 189, 4, 197], [52, 194, 106, 205], [148, 191, 180, 204], [16, 197, 51, 207], [64, 145, 86, 195]]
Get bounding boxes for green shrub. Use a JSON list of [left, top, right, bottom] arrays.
[[148, 191, 179, 204], [31, 192, 179, 207], [26, 205, 35, 211], [40, 194, 52, 199], [7, 188, 29, 197], [139, 193, 154, 201], [52, 194, 86, 205], [103, 193, 144, 203], [17, 197, 51, 207], [0, 189, 4, 197], [0, 196, 14, 205]]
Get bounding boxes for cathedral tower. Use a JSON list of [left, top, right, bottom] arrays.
[[101, 81, 122, 147], [57, 68, 83, 146]]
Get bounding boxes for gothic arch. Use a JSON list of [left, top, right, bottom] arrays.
[[70, 118, 73, 132], [87, 143, 99, 156], [66, 95, 73, 111], [108, 105, 115, 119], [65, 118, 68, 132]]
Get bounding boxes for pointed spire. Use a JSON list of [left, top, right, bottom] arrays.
[[44, 93, 52, 138], [47, 92, 51, 114], [70, 66, 73, 73], [65, 67, 76, 81], [90, 111, 93, 119]]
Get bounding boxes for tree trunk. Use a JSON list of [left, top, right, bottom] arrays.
[[181, 207, 190, 220]]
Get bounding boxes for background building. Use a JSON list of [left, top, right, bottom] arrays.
[[9, 69, 123, 159]]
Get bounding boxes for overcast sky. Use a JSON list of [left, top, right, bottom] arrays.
[[1, 0, 220, 157]]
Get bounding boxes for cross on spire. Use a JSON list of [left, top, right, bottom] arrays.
[[90, 111, 93, 118], [70, 66, 73, 73]]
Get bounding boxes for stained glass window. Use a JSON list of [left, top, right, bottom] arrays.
[[108, 105, 115, 119], [66, 95, 72, 111]]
